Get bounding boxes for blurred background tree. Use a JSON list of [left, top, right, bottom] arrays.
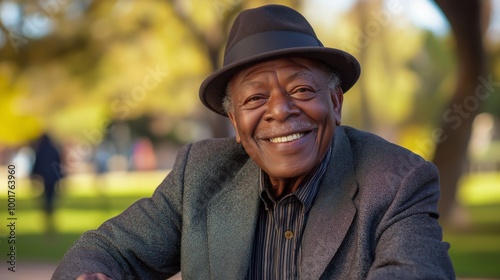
[[433, 0, 490, 224], [0, 0, 499, 223]]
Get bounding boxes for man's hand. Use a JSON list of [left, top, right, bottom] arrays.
[[76, 273, 113, 280]]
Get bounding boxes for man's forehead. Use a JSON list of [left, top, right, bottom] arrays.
[[230, 57, 327, 85]]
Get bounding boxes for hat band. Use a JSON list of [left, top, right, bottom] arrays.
[[224, 31, 323, 66]]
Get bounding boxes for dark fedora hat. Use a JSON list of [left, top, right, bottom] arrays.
[[199, 4, 361, 116]]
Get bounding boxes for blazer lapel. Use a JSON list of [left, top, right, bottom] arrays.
[[300, 127, 358, 280], [206, 159, 261, 279]]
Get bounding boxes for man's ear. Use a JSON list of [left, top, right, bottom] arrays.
[[228, 112, 241, 143], [331, 86, 344, 125]]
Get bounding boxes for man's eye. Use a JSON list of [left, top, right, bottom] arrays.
[[291, 87, 316, 99], [242, 95, 267, 109], [247, 96, 263, 102], [296, 87, 312, 93]]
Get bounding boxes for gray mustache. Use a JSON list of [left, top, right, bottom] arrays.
[[256, 121, 317, 139]]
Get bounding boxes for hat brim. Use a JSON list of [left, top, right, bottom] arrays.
[[199, 46, 361, 116]]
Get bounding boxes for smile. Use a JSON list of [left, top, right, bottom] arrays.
[[269, 132, 305, 143]]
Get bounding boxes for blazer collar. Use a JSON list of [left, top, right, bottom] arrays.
[[300, 126, 358, 279], [206, 156, 261, 279]]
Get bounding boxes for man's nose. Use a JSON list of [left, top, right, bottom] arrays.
[[263, 90, 300, 121]]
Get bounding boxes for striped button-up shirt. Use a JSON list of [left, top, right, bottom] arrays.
[[248, 145, 332, 279]]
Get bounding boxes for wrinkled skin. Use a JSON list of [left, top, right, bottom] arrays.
[[227, 57, 343, 198]]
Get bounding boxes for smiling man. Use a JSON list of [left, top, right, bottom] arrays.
[[53, 5, 455, 280], [226, 58, 340, 199]]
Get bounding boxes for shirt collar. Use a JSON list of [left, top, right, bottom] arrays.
[[258, 141, 333, 212]]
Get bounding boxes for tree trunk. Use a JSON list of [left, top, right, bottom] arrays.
[[354, 0, 376, 131], [432, 0, 488, 224], [170, 0, 242, 138]]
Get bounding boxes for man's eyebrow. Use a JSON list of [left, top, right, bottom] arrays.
[[239, 80, 264, 91], [285, 71, 318, 84]]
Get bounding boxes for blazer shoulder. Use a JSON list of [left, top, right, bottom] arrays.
[[341, 126, 427, 168], [339, 126, 438, 194]]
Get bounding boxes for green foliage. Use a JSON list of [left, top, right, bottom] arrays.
[[1, 0, 498, 149], [0, 0, 212, 145]]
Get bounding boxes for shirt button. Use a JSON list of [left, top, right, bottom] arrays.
[[284, 230, 294, 239]]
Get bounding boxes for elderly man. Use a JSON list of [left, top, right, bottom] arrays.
[[53, 5, 455, 280]]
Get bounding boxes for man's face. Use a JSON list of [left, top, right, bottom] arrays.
[[227, 57, 343, 181]]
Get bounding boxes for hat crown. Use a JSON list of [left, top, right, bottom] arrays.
[[199, 5, 360, 116], [224, 5, 323, 66]]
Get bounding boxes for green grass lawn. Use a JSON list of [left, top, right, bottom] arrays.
[[1, 171, 500, 278], [443, 203, 500, 278]]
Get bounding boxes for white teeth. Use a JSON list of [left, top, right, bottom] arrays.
[[269, 133, 304, 143]]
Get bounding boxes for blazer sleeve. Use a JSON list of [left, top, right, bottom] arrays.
[[52, 143, 192, 280], [366, 160, 456, 279]]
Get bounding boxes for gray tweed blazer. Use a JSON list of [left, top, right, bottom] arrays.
[[52, 126, 455, 279]]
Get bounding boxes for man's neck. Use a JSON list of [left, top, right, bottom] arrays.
[[267, 176, 306, 199], [266, 161, 322, 200]]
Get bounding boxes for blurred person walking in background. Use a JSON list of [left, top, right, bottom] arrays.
[[31, 133, 64, 234]]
